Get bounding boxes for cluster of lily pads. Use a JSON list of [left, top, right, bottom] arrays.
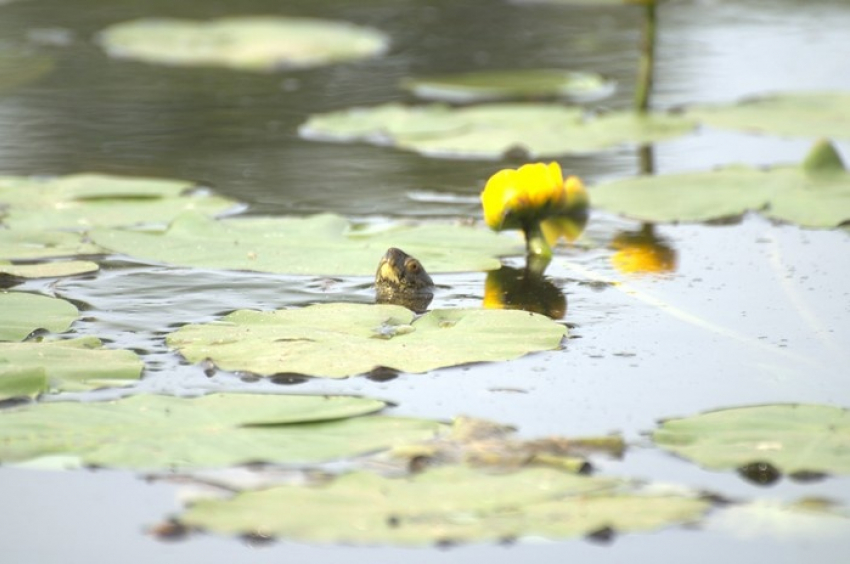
[[2, 0, 850, 550]]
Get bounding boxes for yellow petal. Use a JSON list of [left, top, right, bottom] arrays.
[[481, 169, 518, 229]]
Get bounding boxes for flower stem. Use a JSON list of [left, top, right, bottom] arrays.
[[524, 221, 552, 260]]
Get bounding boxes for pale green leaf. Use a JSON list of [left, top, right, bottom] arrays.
[[90, 212, 520, 275], [0, 173, 236, 230], [167, 303, 566, 378], [300, 102, 695, 159], [0, 367, 47, 401], [591, 145, 850, 228], [652, 404, 850, 475], [181, 465, 709, 545], [0, 337, 143, 392], [0, 230, 103, 260], [0, 394, 446, 470], [0, 260, 99, 279], [98, 16, 389, 71], [688, 92, 850, 140], [401, 69, 615, 103], [0, 292, 78, 341]]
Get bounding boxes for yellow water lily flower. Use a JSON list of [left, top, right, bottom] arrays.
[[481, 162, 588, 259]]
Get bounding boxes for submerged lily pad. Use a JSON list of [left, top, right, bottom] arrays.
[[91, 212, 519, 275], [299, 102, 695, 159], [591, 141, 850, 227], [0, 230, 103, 260], [652, 404, 850, 475], [0, 260, 99, 279], [99, 16, 389, 71], [0, 394, 445, 470], [0, 337, 142, 393], [181, 465, 709, 545], [167, 303, 566, 378], [0, 50, 54, 93], [401, 69, 616, 103], [0, 173, 236, 230], [0, 292, 78, 341], [708, 499, 850, 540], [688, 92, 850, 140]]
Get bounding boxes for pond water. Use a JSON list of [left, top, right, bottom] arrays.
[[2, 0, 850, 562]]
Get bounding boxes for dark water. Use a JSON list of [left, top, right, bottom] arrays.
[[2, 0, 850, 562]]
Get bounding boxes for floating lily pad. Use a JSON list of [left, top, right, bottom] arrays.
[[299, 102, 695, 159], [0, 230, 103, 260], [0, 292, 78, 341], [652, 404, 850, 475], [0, 50, 54, 93], [0, 394, 445, 470], [0, 336, 143, 393], [181, 465, 709, 545], [688, 92, 850, 140], [591, 141, 850, 227], [91, 212, 520, 275], [401, 69, 616, 103], [167, 303, 566, 378], [0, 367, 47, 401], [99, 16, 389, 71], [0, 260, 99, 279], [0, 173, 236, 230], [708, 499, 850, 540]]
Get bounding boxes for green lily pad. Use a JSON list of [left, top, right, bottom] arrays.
[[0, 394, 445, 470], [299, 102, 695, 159], [0, 292, 78, 341], [688, 92, 850, 140], [401, 69, 616, 103], [181, 465, 709, 545], [98, 16, 389, 72], [90, 212, 520, 275], [167, 303, 566, 379], [0, 173, 236, 230], [0, 336, 143, 393], [0, 260, 99, 279], [0, 367, 47, 401], [0, 230, 103, 260], [652, 404, 850, 475], [591, 141, 850, 227], [0, 50, 54, 93]]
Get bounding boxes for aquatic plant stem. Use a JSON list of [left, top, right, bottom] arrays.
[[635, 0, 657, 113], [523, 221, 552, 261]]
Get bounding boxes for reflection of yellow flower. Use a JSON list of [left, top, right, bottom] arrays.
[[483, 266, 566, 319], [481, 162, 588, 259], [611, 225, 677, 275]]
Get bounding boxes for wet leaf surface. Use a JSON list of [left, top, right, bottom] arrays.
[[0, 336, 142, 393], [0, 292, 78, 341], [401, 69, 615, 103], [707, 499, 850, 540], [300, 102, 695, 159], [0, 173, 236, 230], [98, 16, 389, 71], [652, 404, 850, 475], [0, 367, 46, 401], [0, 394, 445, 470], [91, 212, 520, 275], [167, 303, 566, 378], [181, 465, 709, 545]]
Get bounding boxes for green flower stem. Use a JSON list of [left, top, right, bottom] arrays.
[[523, 221, 552, 260], [635, 0, 657, 113]]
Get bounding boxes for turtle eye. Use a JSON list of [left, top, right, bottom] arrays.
[[407, 260, 420, 272]]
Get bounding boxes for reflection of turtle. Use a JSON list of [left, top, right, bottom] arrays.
[[374, 247, 434, 313]]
